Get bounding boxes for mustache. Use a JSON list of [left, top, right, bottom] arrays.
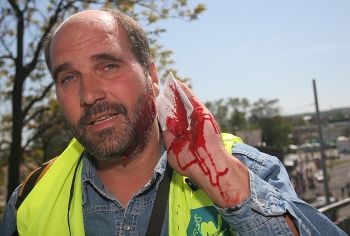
[[78, 102, 128, 126]]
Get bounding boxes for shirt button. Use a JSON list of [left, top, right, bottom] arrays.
[[123, 223, 131, 231]]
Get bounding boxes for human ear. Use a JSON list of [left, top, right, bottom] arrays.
[[148, 63, 160, 96]]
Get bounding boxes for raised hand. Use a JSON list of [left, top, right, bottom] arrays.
[[162, 81, 250, 208]]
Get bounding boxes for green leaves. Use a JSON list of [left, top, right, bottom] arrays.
[[206, 97, 292, 149]]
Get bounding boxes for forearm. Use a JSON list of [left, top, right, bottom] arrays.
[[215, 170, 301, 235], [187, 149, 251, 208], [217, 144, 347, 236], [181, 146, 300, 235]]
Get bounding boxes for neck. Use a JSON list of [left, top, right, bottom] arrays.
[[96, 121, 162, 206]]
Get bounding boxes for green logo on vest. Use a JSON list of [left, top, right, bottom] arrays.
[[186, 206, 234, 235]]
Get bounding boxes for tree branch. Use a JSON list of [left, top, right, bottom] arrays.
[[0, 140, 11, 147], [0, 36, 15, 60], [23, 0, 31, 12], [0, 54, 15, 61], [23, 0, 116, 76], [22, 117, 62, 150], [35, 7, 48, 22], [22, 81, 54, 119], [24, 0, 68, 76], [23, 107, 50, 126], [8, 0, 21, 17]]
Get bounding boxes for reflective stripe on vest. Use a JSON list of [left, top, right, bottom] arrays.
[[17, 133, 242, 235]]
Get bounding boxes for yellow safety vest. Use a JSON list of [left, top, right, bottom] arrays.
[[17, 133, 242, 235]]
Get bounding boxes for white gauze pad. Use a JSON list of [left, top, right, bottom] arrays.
[[156, 72, 194, 131]]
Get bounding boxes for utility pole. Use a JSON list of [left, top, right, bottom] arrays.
[[312, 79, 330, 204]]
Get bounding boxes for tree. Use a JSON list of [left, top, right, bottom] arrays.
[[206, 97, 292, 149], [249, 98, 280, 125], [226, 98, 250, 132], [0, 0, 205, 200], [229, 109, 248, 132], [260, 116, 292, 149], [205, 99, 230, 132], [23, 98, 72, 163], [249, 98, 292, 148], [206, 98, 250, 133]]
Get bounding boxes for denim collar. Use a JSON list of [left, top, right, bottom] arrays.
[[81, 144, 168, 201]]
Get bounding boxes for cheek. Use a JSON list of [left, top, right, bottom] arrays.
[[56, 92, 81, 124], [107, 80, 144, 104]]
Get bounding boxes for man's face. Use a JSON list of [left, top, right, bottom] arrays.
[[50, 12, 158, 161]]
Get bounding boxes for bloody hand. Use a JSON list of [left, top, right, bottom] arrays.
[[162, 81, 250, 207]]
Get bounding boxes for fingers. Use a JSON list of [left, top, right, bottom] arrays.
[[177, 80, 221, 134], [177, 80, 204, 110], [177, 81, 195, 100]]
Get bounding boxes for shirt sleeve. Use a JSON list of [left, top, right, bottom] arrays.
[[215, 143, 347, 236], [0, 187, 19, 236]]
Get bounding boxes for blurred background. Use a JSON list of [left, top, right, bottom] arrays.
[[0, 0, 349, 233]]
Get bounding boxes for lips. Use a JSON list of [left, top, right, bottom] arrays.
[[86, 112, 119, 126]]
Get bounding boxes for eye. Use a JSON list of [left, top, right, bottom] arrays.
[[103, 63, 119, 71], [60, 75, 77, 85]]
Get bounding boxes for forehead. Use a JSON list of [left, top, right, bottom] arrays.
[[49, 11, 129, 66], [54, 10, 117, 36]]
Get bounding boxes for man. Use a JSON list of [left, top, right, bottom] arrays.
[[0, 9, 346, 236]]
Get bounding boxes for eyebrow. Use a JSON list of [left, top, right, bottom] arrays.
[[52, 53, 123, 81], [53, 62, 73, 82], [91, 53, 123, 63]]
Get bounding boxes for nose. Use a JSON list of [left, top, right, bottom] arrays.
[[80, 74, 106, 106]]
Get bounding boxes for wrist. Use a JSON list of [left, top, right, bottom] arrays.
[[186, 151, 250, 208]]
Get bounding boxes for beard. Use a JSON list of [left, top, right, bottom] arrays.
[[67, 82, 156, 162]]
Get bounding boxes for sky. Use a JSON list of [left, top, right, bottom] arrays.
[[156, 0, 350, 115]]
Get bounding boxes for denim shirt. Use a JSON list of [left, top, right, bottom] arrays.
[[0, 143, 346, 236]]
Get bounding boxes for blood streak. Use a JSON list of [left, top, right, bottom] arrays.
[[166, 83, 228, 197]]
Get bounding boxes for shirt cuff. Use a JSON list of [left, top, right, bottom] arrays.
[[216, 170, 291, 233]]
